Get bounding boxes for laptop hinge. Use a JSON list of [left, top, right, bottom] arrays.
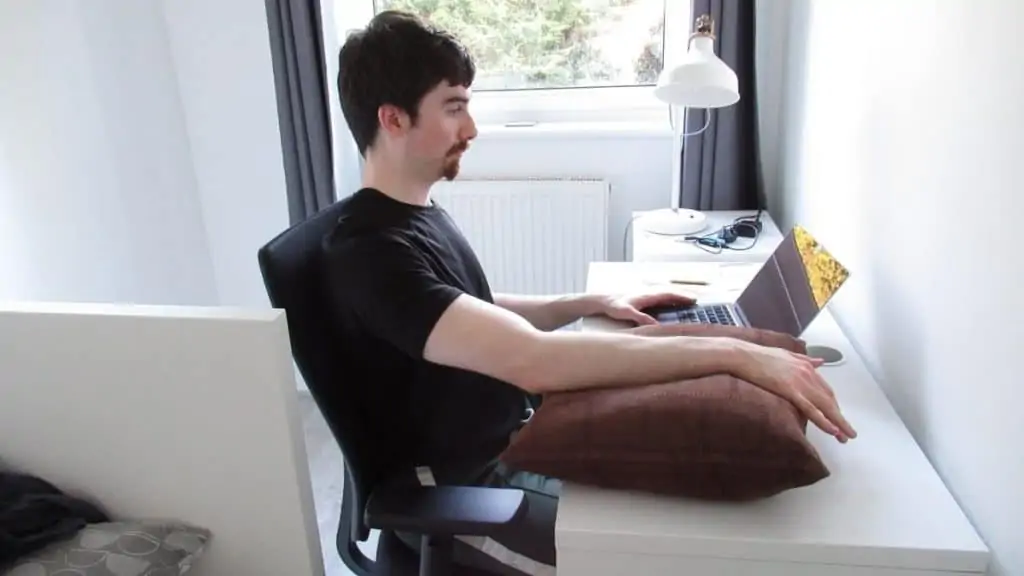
[[733, 304, 751, 328]]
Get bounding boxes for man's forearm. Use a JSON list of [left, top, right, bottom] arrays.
[[516, 329, 745, 395], [493, 293, 608, 331]]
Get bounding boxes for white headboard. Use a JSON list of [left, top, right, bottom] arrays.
[[0, 302, 323, 576]]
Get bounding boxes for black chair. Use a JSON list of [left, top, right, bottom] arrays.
[[257, 201, 528, 576]]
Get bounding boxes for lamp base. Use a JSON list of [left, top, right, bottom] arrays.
[[638, 208, 708, 236]]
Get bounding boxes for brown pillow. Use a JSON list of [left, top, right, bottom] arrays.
[[500, 324, 830, 501]]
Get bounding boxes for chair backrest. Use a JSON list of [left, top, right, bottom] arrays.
[[257, 201, 380, 544]]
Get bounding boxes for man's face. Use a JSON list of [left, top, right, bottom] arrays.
[[404, 82, 478, 181]]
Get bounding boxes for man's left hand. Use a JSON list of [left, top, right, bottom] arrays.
[[599, 291, 696, 326]]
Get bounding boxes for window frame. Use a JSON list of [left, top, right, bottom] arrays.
[[329, 0, 691, 129]]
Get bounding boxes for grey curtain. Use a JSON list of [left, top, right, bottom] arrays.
[[266, 0, 336, 225], [679, 0, 763, 211]]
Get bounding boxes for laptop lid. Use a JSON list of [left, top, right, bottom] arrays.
[[734, 225, 851, 337]]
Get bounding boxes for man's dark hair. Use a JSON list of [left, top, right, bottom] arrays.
[[338, 10, 476, 156]]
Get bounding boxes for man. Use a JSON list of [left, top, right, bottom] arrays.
[[323, 10, 856, 576]]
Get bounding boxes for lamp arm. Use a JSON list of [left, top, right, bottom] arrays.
[[667, 107, 713, 210], [680, 109, 712, 137], [669, 106, 713, 138]]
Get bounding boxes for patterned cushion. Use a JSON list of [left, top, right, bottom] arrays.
[[3, 521, 210, 576], [500, 324, 830, 501]]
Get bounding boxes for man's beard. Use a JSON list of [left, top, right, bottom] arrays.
[[441, 141, 469, 181], [442, 158, 461, 181]]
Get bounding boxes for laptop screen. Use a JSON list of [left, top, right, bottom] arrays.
[[735, 225, 850, 336]]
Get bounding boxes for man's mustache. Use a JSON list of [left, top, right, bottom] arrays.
[[449, 141, 470, 155]]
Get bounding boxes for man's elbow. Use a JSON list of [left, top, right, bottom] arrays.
[[427, 335, 549, 394], [495, 333, 558, 395], [422, 295, 557, 394]]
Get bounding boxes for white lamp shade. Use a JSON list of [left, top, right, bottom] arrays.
[[654, 36, 739, 108]]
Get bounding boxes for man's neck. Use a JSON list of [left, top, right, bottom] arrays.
[[362, 155, 432, 207]]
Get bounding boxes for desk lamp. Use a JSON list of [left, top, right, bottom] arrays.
[[638, 13, 740, 237]]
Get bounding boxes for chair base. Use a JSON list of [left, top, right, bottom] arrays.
[[376, 530, 494, 575], [420, 534, 453, 575]]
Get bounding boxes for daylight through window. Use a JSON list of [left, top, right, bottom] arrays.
[[371, 0, 666, 92]]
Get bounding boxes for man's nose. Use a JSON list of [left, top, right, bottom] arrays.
[[463, 115, 478, 141]]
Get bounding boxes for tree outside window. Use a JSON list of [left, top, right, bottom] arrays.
[[374, 0, 666, 92]]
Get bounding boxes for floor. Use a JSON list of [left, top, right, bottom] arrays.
[[298, 392, 377, 576]]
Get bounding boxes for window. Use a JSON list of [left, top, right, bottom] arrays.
[[330, 0, 690, 126], [375, 0, 665, 92]]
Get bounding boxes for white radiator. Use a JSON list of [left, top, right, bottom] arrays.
[[430, 179, 609, 295]]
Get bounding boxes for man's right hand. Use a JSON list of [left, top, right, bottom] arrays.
[[729, 339, 857, 443]]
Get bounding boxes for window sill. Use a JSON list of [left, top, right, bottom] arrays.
[[475, 120, 673, 140]]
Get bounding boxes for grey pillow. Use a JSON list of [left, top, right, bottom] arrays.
[[3, 520, 210, 576]]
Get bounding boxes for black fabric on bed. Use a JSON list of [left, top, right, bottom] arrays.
[[0, 467, 110, 568]]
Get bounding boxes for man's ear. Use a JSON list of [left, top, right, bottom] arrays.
[[377, 104, 409, 138]]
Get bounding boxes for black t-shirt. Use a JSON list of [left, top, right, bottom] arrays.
[[321, 187, 529, 483]]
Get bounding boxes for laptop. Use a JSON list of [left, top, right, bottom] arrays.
[[646, 225, 851, 337]]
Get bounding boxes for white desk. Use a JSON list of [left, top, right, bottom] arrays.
[[554, 262, 989, 576], [631, 210, 784, 263]]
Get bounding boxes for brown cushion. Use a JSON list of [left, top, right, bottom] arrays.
[[500, 324, 830, 501]]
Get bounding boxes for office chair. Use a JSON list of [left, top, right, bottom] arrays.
[[257, 201, 528, 576]]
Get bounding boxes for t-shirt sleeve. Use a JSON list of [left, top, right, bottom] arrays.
[[325, 234, 464, 359]]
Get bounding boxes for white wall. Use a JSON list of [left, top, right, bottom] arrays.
[[0, 0, 217, 306], [0, 0, 288, 309], [161, 0, 290, 309], [774, 1, 1024, 574]]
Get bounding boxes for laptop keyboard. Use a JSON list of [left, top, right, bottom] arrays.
[[654, 304, 736, 326]]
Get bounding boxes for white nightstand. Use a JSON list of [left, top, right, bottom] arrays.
[[631, 210, 784, 263]]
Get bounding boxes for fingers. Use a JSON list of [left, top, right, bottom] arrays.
[[790, 352, 833, 397], [793, 394, 841, 439], [663, 291, 697, 304], [819, 377, 837, 399], [666, 294, 697, 307], [804, 370, 853, 437], [802, 376, 856, 441], [826, 402, 856, 440], [635, 292, 697, 308], [768, 351, 855, 443], [793, 352, 825, 367], [626, 308, 658, 326]]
